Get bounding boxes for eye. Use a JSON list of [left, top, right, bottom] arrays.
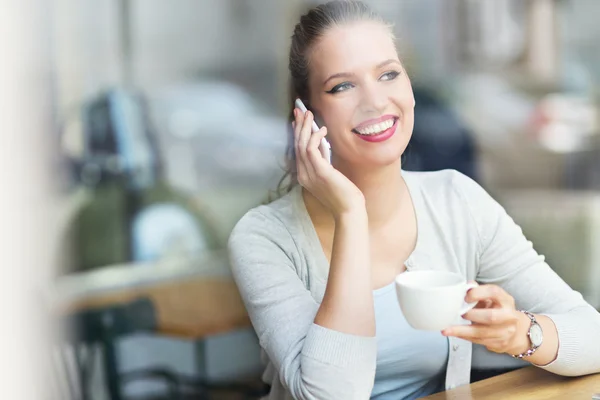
[[326, 82, 354, 94], [380, 70, 400, 81]]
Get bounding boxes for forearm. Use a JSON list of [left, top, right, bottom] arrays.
[[513, 308, 600, 376], [315, 209, 374, 336]]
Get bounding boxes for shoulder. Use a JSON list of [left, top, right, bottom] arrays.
[[403, 168, 498, 210], [227, 188, 315, 294], [403, 168, 477, 192], [228, 188, 303, 262], [403, 169, 506, 247]]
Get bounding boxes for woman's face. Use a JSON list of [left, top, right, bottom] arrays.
[[307, 20, 414, 169]]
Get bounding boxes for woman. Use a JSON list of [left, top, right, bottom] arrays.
[[228, 2, 600, 399]]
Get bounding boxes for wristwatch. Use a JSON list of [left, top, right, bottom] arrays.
[[511, 310, 543, 359]]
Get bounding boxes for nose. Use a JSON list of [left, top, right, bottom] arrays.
[[358, 80, 388, 114]]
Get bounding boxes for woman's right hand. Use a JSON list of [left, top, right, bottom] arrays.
[[293, 108, 365, 219]]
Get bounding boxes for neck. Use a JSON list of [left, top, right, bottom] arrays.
[[340, 159, 405, 227], [302, 159, 406, 230]]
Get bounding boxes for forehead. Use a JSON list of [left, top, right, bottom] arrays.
[[309, 20, 398, 80]]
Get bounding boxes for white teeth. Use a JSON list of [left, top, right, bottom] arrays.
[[356, 119, 394, 135]]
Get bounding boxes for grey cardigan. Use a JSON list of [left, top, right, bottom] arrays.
[[228, 169, 600, 400]]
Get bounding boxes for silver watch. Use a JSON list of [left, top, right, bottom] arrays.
[[511, 310, 543, 359]]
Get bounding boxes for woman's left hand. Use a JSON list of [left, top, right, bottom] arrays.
[[442, 284, 529, 355]]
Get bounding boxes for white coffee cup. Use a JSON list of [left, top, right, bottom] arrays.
[[395, 270, 478, 331]]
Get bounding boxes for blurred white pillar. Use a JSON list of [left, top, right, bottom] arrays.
[[526, 0, 560, 83], [0, 0, 56, 398]]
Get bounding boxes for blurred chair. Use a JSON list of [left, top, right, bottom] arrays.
[[56, 298, 182, 400], [57, 295, 270, 400]]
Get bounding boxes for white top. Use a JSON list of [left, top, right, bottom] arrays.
[[228, 169, 600, 400]]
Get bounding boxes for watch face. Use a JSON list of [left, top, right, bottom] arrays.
[[529, 324, 543, 347]]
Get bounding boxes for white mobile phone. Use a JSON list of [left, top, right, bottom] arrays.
[[295, 98, 331, 164]]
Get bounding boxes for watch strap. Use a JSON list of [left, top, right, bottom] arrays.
[[511, 310, 541, 359]]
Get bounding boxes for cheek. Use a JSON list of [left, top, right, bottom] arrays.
[[321, 103, 354, 133], [392, 83, 414, 105], [389, 74, 414, 100], [402, 109, 415, 135]]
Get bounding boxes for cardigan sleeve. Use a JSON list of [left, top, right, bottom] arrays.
[[228, 208, 377, 399], [452, 171, 600, 376]]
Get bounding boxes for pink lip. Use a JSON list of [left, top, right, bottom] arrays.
[[355, 118, 399, 143], [353, 115, 397, 131]]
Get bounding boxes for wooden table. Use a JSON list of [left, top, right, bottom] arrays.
[[63, 276, 251, 338], [422, 366, 600, 400], [55, 249, 252, 338]]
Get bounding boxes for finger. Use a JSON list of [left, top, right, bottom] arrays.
[[306, 127, 330, 176], [293, 109, 310, 186], [319, 138, 330, 160], [462, 308, 518, 325], [465, 284, 515, 309], [294, 108, 308, 149], [442, 325, 504, 342], [298, 110, 317, 180], [300, 110, 314, 145], [294, 108, 307, 148], [306, 126, 327, 157]]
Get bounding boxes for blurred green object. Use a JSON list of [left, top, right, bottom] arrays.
[[70, 180, 221, 273], [72, 182, 128, 272]]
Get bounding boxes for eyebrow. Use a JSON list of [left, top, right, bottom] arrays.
[[322, 59, 402, 87]]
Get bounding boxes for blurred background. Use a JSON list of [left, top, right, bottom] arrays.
[[6, 0, 599, 399]]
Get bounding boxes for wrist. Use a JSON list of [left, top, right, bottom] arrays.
[[334, 206, 368, 225], [507, 311, 533, 356]]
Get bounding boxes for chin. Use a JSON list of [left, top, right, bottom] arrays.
[[362, 129, 412, 168]]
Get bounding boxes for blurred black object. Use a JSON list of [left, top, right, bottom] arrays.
[[74, 88, 162, 190], [563, 136, 600, 189], [59, 298, 270, 400], [470, 366, 525, 384], [403, 87, 480, 182], [59, 298, 182, 400], [65, 89, 157, 270]]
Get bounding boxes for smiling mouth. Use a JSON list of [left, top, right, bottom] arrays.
[[352, 117, 399, 136]]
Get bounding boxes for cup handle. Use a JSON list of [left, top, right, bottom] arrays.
[[459, 282, 479, 316]]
